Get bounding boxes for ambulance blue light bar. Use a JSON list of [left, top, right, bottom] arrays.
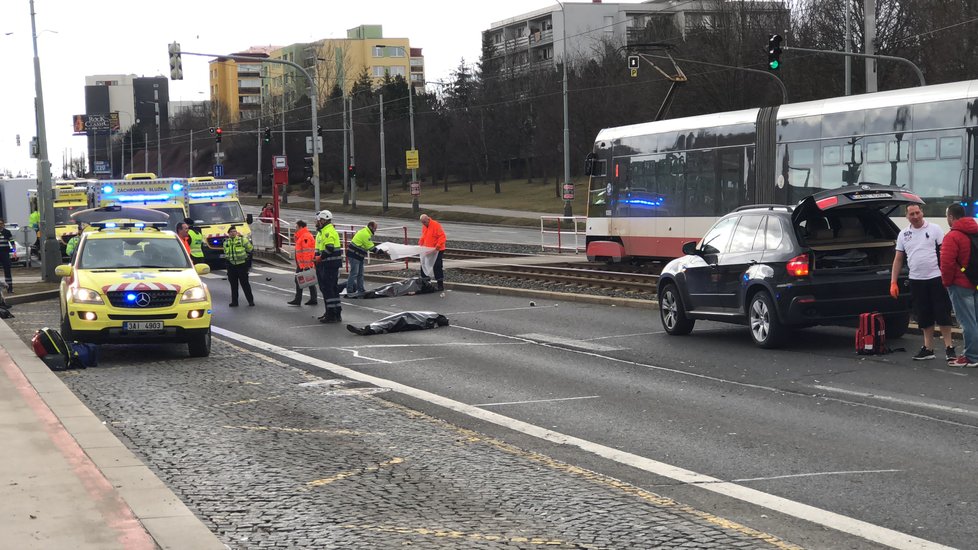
[[102, 185, 114, 194], [189, 191, 229, 199], [116, 193, 173, 202], [172, 183, 184, 191]]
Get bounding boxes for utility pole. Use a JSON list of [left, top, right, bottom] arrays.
[[144, 132, 149, 172], [350, 95, 356, 208], [408, 82, 418, 213], [844, 0, 852, 96], [257, 119, 263, 199], [189, 128, 193, 176], [864, 0, 877, 92], [29, 0, 58, 281], [154, 86, 162, 176], [280, 84, 287, 205], [342, 94, 349, 206], [380, 93, 387, 212]]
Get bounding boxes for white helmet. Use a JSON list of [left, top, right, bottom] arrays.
[[316, 210, 332, 221]]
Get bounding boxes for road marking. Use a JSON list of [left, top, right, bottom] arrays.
[[730, 469, 901, 483], [447, 305, 560, 315], [201, 273, 223, 279], [474, 395, 601, 407], [518, 333, 624, 352], [252, 266, 294, 275], [812, 385, 978, 419], [298, 379, 350, 387], [212, 326, 954, 550], [306, 457, 404, 487]]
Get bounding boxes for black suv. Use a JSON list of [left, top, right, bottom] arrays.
[[658, 184, 924, 348]]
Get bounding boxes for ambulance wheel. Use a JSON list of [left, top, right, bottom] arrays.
[[60, 310, 74, 341], [188, 329, 211, 358]]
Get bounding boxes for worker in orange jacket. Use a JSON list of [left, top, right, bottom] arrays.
[[287, 220, 318, 306], [418, 214, 447, 290]]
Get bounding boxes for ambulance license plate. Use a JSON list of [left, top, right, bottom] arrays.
[[124, 321, 164, 332]]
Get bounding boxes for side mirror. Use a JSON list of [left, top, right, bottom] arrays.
[[246, 213, 254, 225], [681, 241, 699, 256], [54, 264, 73, 277], [194, 263, 211, 276]]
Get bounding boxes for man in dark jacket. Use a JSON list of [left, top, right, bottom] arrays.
[[0, 219, 13, 293], [940, 203, 978, 367]]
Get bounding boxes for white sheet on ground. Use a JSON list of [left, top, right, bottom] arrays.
[[377, 242, 439, 276]]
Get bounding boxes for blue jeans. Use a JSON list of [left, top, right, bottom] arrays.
[[346, 258, 365, 295], [948, 285, 978, 361]]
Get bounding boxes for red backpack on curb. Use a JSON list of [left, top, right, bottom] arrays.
[[856, 312, 888, 355], [31, 327, 69, 370]]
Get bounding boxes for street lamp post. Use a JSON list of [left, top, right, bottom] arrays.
[[379, 93, 387, 211], [29, 0, 58, 282], [555, 0, 573, 219]]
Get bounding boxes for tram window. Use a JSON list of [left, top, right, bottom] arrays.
[[822, 112, 865, 139], [941, 136, 963, 159], [656, 153, 685, 216], [728, 215, 763, 253], [717, 123, 755, 147], [866, 141, 886, 163], [822, 145, 841, 165], [889, 139, 910, 162], [913, 99, 970, 131], [778, 115, 821, 142], [866, 106, 910, 134], [718, 151, 746, 214], [783, 143, 820, 204], [915, 138, 937, 161], [685, 150, 716, 216]]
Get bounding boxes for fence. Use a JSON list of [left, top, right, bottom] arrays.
[[539, 216, 587, 254]]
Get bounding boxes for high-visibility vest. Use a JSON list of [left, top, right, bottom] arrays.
[[187, 229, 204, 258], [315, 224, 341, 261], [29, 211, 40, 230], [66, 235, 80, 256], [294, 227, 316, 270], [223, 236, 253, 265], [419, 218, 447, 251], [347, 227, 376, 262]]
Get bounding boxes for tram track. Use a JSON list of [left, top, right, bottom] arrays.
[[454, 263, 660, 295]]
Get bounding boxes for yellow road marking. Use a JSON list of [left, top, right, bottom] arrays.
[[378, 399, 801, 550], [307, 457, 404, 487], [222, 425, 374, 436]]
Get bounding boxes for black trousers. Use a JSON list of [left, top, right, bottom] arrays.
[[317, 260, 342, 317], [293, 266, 318, 302], [0, 249, 10, 290], [227, 262, 254, 305]]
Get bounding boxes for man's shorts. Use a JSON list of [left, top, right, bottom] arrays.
[[909, 276, 954, 329]]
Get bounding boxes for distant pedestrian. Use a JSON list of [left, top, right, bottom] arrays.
[[259, 202, 275, 223], [287, 220, 318, 306], [418, 214, 446, 290], [314, 210, 342, 323], [29, 205, 40, 256], [65, 222, 85, 260], [345, 221, 379, 297], [223, 225, 255, 307], [941, 203, 978, 368], [175, 222, 192, 257], [0, 219, 13, 293], [890, 204, 955, 362]]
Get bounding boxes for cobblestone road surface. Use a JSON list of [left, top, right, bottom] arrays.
[[5, 300, 800, 549]]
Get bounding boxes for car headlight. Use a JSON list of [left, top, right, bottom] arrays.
[[71, 287, 104, 304], [181, 286, 208, 303]]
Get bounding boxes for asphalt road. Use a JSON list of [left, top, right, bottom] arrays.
[[202, 263, 976, 549]]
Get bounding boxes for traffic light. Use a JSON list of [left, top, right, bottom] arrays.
[[317, 125, 323, 137], [767, 34, 783, 71], [168, 42, 183, 80], [215, 127, 223, 143], [348, 164, 356, 178], [263, 128, 271, 143], [302, 156, 314, 180]]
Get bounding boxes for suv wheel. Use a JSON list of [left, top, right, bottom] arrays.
[[60, 310, 74, 341], [660, 283, 694, 335], [748, 291, 784, 348], [188, 329, 211, 358]]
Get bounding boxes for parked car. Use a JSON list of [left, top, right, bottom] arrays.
[[657, 184, 923, 348]]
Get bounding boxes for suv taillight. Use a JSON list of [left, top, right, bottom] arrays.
[[787, 254, 810, 277]]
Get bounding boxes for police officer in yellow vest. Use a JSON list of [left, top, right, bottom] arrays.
[[314, 210, 342, 323], [183, 218, 205, 264], [223, 225, 254, 307], [65, 222, 84, 260]]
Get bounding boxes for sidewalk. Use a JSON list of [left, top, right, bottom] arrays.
[[0, 318, 223, 549]]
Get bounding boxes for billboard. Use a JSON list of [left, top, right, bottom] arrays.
[[73, 112, 121, 135]]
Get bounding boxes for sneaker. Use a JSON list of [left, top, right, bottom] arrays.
[[948, 356, 978, 368], [912, 346, 935, 361], [946, 347, 957, 363]]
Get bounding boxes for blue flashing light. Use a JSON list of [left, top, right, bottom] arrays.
[[105, 222, 117, 228], [171, 183, 184, 192], [189, 191, 229, 199], [102, 185, 114, 194], [226, 182, 236, 189], [134, 223, 146, 228], [116, 193, 172, 202], [126, 293, 137, 302], [621, 198, 666, 208], [960, 201, 969, 207]]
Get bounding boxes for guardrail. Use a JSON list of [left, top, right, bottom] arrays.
[[540, 216, 587, 254], [336, 224, 411, 272]]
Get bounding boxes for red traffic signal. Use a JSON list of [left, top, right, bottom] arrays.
[[215, 127, 223, 143]]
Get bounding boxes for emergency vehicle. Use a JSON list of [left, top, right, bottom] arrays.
[[55, 205, 213, 357], [28, 183, 92, 256], [95, 175, 189, 233], [187, 176, 252, 265]]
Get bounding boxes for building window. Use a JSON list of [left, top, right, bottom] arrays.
[[373, 46, 385, 57], [372, 66, 386, 77], [389, 46, 405, 57], [604, 15, 614, 35]]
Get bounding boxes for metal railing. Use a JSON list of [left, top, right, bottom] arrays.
[[336, 224, 411, 272], [540, 216, 587, 254]]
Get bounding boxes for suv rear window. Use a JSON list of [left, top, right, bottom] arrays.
[[796, 210, 889, 244]]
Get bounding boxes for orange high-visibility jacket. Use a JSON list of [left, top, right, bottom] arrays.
[[294, 226, 317, 270], [419, 218, 447, 251]]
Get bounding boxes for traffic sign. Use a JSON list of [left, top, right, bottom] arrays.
[[214, 164, 224, 177], [562, 183, 575, 200], [410, 181, 421, 196], [305, 136, 323, 154], [406, 149, 419, 170]]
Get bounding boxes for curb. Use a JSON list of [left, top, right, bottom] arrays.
[[6, 289, 59, 306]]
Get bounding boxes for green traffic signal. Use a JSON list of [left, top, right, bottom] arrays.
[[767, 34, 783, 71], [769, 59, 780, 70]]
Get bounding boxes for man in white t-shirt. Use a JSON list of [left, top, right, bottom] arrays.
[[890, 204, 955, 362]]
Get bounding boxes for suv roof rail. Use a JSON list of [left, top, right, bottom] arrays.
[[732, 204, 794, 213]]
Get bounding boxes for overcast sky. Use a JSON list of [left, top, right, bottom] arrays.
[[0, 0, 647, 177]]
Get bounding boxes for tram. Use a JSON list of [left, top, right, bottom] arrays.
[[584, 79, 978, 261]]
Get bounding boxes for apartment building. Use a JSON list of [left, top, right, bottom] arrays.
[[482, 0, 782, 73], [208, 46, 277, 122]]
